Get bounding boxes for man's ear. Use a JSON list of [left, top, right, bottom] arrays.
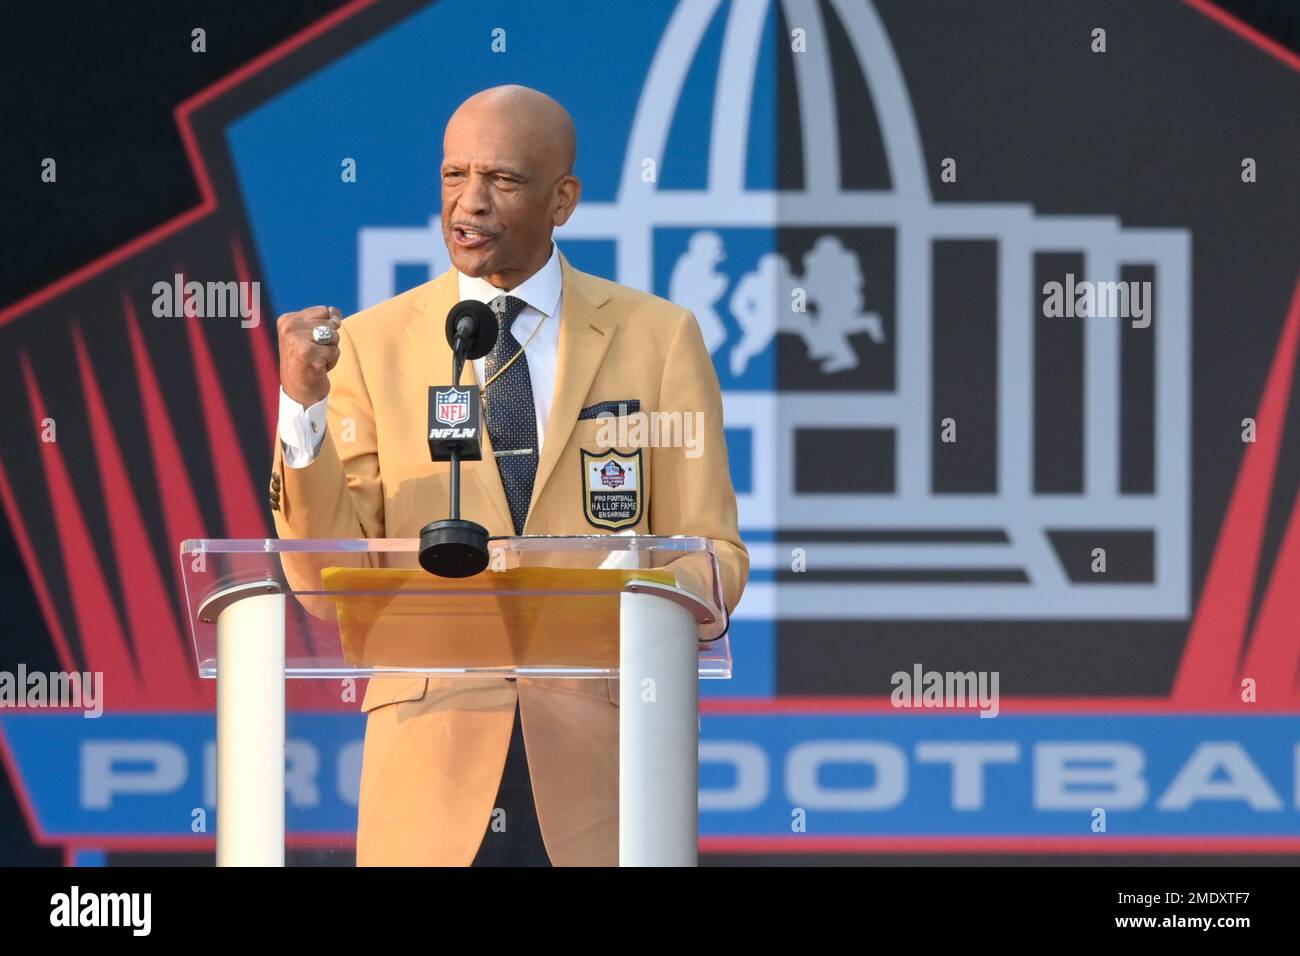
[[553, 175, 581, 227]]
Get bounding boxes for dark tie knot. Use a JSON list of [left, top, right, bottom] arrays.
[[490, 294, 527, 332]]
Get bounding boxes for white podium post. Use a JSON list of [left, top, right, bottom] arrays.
[[618, 589, 700, 867], [214, 587, 285, 867]]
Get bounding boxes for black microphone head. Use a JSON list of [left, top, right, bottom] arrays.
[[445, 300, 498, 359]]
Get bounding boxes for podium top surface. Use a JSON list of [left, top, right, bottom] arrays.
[[179, 535, 731, 679]]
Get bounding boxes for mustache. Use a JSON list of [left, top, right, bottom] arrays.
[[449, 221, 500, 237]]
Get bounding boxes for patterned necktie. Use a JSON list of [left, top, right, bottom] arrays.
[[483, 294, 538, 535]]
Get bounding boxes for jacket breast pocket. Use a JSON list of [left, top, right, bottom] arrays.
[[578, 399, 641, 422]]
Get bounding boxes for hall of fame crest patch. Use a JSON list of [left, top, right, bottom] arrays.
[[581, 448, 643, 530]]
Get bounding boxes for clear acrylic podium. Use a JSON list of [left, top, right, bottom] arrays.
[[179, 535, 732, 867]]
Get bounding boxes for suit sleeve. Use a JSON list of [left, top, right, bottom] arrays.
[[271, 320, 385, 540], [650, 307, 749, 615]]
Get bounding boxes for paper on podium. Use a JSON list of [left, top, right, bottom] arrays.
[[320, 565, 677, 671]]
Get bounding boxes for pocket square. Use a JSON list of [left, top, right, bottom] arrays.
[[578, 399, 640, 421]]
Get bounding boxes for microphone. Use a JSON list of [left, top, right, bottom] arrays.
[[444, 299, 498, 379], [419, 300, 500, 578]]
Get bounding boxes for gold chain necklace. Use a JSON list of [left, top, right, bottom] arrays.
[[480, 308, 547, 395]]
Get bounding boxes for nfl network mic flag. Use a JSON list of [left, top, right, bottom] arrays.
[[0, 0, 1298, 864], [428, 386, 482, 460]]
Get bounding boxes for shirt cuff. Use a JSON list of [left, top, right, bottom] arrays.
[[277, 387, 328, 469]]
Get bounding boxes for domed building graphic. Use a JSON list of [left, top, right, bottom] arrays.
[[363, 0, 1192, 621]]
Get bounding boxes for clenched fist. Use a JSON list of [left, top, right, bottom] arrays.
[[278, 306, 341, 407]]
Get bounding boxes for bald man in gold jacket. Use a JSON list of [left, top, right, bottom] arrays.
[[269, 86, 747, 866]]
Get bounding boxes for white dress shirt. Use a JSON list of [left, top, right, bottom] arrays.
[[278, 243, 564, 468]]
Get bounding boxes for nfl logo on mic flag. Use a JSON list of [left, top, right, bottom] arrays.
[[428, 386, 482, 461], [435, 387, 470, 425]]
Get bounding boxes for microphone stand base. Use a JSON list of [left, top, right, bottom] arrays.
[[418, 519, 490, 577]]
